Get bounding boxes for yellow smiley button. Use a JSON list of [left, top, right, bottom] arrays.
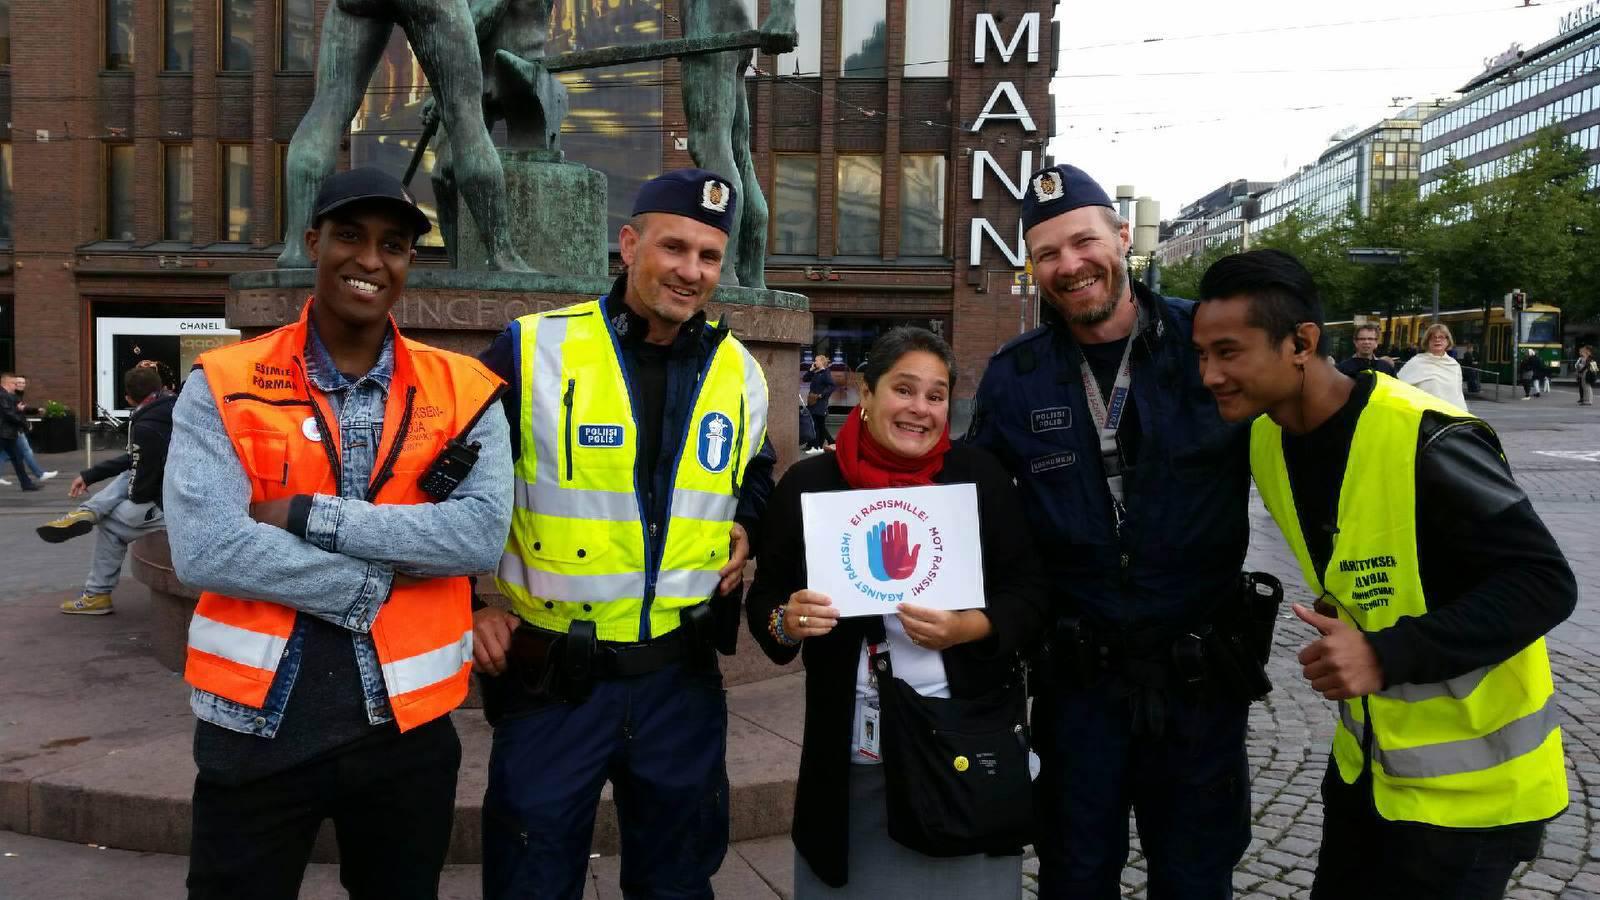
[[953, 756, 969, 773]]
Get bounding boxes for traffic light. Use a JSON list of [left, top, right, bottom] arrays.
[[1512, 290, 1527, 311]]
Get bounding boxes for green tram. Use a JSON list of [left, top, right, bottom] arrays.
[[1324, 303, 1563, 383]]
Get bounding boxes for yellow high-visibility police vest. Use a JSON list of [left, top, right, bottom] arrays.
[[1251, 374, 1566, 828], [496, 298, 769, 643]]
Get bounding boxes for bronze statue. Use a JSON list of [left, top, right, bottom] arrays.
[[277, 0, 529, 271], [427, 0, 566, 261], [680, 0, 796, 289]]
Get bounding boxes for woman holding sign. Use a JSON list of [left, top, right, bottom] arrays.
[[746, 327, 1048, 898]]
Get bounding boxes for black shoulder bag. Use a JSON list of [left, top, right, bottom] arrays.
[[862, 617, 1033, 858]]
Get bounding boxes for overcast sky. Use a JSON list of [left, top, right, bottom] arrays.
[[1047, 0, 1592, 223]]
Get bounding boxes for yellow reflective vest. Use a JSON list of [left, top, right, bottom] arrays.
[[1251, 374, 1566, 828], [496, 298, 769, 643]]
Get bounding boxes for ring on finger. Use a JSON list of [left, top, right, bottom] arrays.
[[798, 614, 809, 627]]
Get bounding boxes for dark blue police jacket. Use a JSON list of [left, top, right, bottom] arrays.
[[965, 282, 1249, 635]]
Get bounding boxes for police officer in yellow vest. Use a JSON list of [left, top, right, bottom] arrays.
[[473, 168, 775, 900], [1191, 250, 1576, 899]]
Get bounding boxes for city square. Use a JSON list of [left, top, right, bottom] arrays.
[[1, 387, 1597, 898], [1, 0, 1599, 897]]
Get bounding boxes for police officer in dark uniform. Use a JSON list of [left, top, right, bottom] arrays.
[[966, 165, 1259, 898]]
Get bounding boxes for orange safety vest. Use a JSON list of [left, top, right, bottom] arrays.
[[184, 300, 504, 732]]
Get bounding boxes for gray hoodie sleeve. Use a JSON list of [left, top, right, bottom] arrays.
[[163, 369, 394, 633]]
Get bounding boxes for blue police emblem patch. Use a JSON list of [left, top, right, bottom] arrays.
[[697, 412, 735, 473], [577, 424, 626, 447]]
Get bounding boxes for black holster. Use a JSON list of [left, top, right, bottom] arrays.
[[1190, 571, 1283, 704], [481, 607, 720, 727], [1035, 615, 1102, 692]]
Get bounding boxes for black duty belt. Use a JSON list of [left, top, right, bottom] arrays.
[[518, 621, 698, 681]]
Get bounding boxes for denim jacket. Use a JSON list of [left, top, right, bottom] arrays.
[[165, 325, 512, 737]]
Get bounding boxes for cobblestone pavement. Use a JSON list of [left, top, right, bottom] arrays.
[[1019, 388, 1600, 899], [7, 393, 1600, 898]]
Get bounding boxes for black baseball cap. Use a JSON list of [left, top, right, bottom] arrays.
[[311, 167, 433, 239]]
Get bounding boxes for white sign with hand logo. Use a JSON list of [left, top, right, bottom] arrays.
[[801, 483, 986, 618]]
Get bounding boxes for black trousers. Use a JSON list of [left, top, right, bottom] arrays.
[[187, 716, 461, 900], [1311, 760, 1544, 900], [807, 411, 832, 449]]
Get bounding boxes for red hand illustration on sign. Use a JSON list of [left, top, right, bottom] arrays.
[[881, 520, 921, 581]]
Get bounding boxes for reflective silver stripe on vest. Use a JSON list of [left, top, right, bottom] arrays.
[[1377, 665, 1493, 703], [382, 630, 473, 698], [515, 476, 639, 522], [497, 551, 717, 604], [673, 486, 739, 522], [658, 566, 723, 600], [530, 314, 573, 487], [498, 550, 647, 603], [1342, 696, 1561, 779], [188, 613, 288, 672], [734, 341, 770, 455]]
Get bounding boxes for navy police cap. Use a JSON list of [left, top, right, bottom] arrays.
[[632, 168, 738, 234], [1020, 164, 1114, 235], [312, 167, 432, 238]]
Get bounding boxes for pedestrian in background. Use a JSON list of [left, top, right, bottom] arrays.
[[804, 348, 837, 453], [1459, 343, 1482, 394], [1519, 348, 1540, 399], [1336, 323, 1395, 378], [0, 372, 39, 491], [36, 365, 174, 616], [1576, 345, 1597, 406], [746, 326, 1047, 898], [1397, 323, 1467, 410], [0, 374, 58, 486], [1193, 248, 1574, 900]]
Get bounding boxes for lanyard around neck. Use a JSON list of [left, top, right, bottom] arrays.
[[1076, 298, 1145, 534]]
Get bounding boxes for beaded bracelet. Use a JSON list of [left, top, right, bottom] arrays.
[[770, 605, 802, 647]]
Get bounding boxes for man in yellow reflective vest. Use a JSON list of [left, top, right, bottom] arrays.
[[473, 168, 775, 899], [1190, 249, 1576, 898]]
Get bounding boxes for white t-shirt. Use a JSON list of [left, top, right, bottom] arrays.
[[849, 614, 950, 764]]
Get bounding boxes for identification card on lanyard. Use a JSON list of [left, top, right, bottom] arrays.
[[1078, 305, 1144, 535], [857, 638, 891, 762]]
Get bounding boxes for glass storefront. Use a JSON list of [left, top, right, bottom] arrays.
[[809, 314, 951, 408]]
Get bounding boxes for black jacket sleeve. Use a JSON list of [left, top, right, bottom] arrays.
[[0, 391, 25, 432], [1366, 421, 1576, 687], [735, 435, 777, 554], [745, 459, 809, 666], [479, 324, 520, 462], [81, 454, 134, 486]]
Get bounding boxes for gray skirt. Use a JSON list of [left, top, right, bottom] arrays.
[[792, 764, 1023, 900]]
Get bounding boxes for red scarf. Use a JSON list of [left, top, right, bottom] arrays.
[[832, 407, 951, 489]]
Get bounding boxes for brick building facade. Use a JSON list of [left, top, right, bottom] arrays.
[[0, 0, 1055, 417]]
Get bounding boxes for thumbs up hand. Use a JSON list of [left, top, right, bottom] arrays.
[[1292, 603, 1384, 702]]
